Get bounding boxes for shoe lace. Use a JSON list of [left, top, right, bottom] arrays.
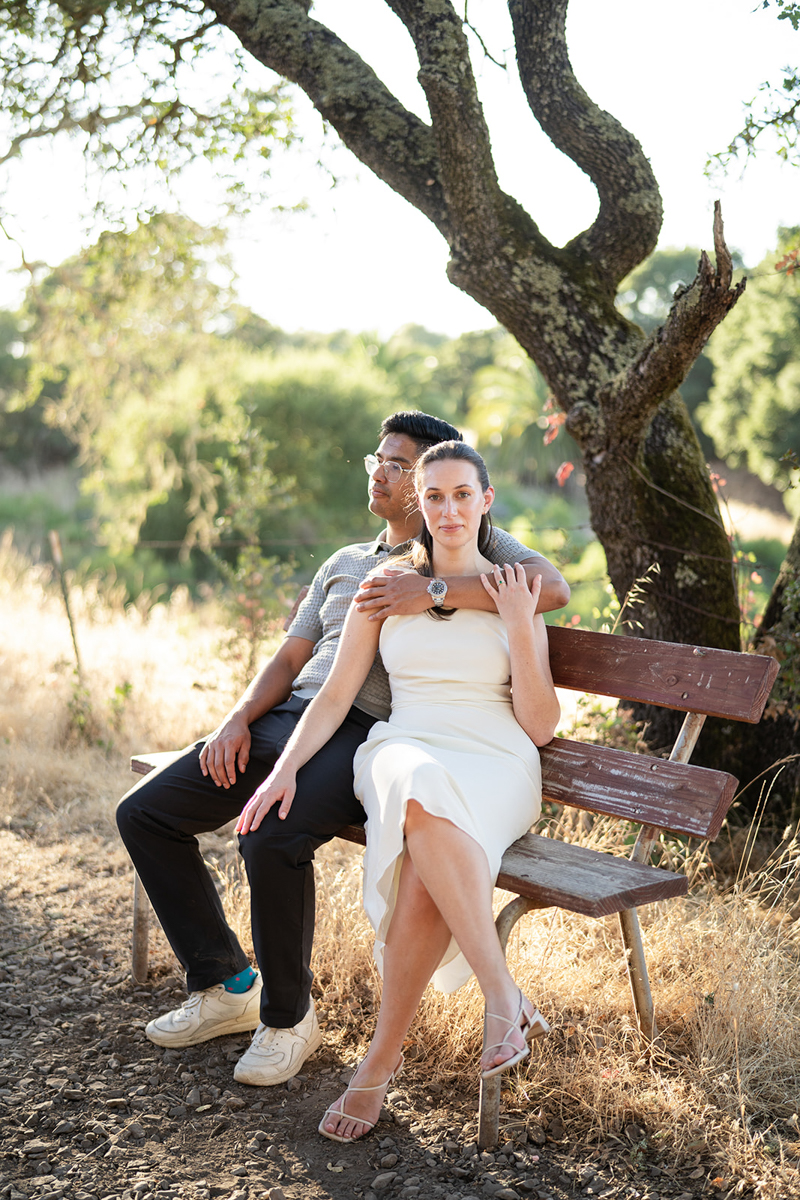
[[180, 992, 205, 1016]]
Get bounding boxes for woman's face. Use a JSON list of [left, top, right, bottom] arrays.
[[418, 459, 494, 550]]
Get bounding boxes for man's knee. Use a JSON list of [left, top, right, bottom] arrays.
[[116, 789, 140, 842], [237, 816, 316, 874]]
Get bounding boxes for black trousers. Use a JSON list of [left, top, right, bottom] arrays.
[[116, 696, 375, 1028]]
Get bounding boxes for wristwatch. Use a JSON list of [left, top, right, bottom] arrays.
[[427, 578, 448, 608]]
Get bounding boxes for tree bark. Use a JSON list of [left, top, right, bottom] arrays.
[[725, 515, 800, 821], [209, 0, 745, 663]]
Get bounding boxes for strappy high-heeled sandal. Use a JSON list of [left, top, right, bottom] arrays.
[[481, 991, 550, 1080], [317, 1055, 404, 1144]]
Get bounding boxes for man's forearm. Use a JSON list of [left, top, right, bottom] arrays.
[[445, 560, 570, 615]]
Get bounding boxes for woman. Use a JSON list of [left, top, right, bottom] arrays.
[[237, 441, 560, 1143]]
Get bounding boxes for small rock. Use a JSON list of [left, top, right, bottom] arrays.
[[380, 1154, 399, 1168], [266, 1190, 287, 1200], [372, 1173, 397, 1191], [547, 1119, 565, 1140], [224, 1097, 246, 1111], [265, 1145, 279, 1160], [228, 1192, 248, 1200], [53, 1121, 76, 1136], [23, 1139, 55, 1155], [443, 1140, 460, 1153], [186, 1088, 202, 1107], [126, 1123, 146, 1140], [494, 1190, 520, 1200], [527, 1125, 546, 1146], [231, 1168, 248, 1177]]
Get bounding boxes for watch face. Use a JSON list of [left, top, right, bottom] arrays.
[[427, 579, 448, 605]]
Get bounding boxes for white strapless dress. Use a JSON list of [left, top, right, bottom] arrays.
[[353, 608, 542, 992]]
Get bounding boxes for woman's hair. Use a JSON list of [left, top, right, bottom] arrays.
[[407, 440, 494, 619]]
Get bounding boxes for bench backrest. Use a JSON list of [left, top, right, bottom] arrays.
[[132, 629, 778, 850], [547, 626, 778, 722], [542, 626, 779, 843]]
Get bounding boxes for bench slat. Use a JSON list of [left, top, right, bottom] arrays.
[[335, 823, 687, 918], [547, 626, 779, 722], [496, 833, 688, 917], [541, 739, 736, 840], [132, 744, 737, 843], [129, 762, 688, 919]]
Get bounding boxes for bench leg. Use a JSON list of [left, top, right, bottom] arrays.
[[618, 906, 657, 1041], [478, 896, 547, 1150], [132, 871, 151, 985]]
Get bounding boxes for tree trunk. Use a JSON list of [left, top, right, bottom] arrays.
[[710, 516, 800, 822], [210, 0, 745, 661]]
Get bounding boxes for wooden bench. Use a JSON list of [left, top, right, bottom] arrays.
[[129, 625, 778, 1149]]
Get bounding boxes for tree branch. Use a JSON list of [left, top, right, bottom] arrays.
[[208, 0, 451, 236], [508, 0, 662, 289], [607, 202, 746, 438], [385, 0, 504, 246]]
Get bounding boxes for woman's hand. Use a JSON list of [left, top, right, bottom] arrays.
[[236, 765, 297, 834], [480, 563, 542, 627]]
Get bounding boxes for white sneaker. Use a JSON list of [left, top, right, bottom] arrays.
[[233, 1000, 322, 1086], [145, 977, 262, 1048]]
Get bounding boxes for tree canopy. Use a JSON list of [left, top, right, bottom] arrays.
[[702, 228, 800, 513], [714, 1, 800, 169], [0, 2, 294, 214]]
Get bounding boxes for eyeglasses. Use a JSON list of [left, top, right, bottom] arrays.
[[364, 454, 415, 484]]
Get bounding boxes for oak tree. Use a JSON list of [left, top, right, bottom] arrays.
[[3, 2, 752, 754]]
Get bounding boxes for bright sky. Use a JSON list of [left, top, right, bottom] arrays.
[[0, 0, 797, 337]]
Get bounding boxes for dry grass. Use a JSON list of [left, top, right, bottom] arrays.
[[4, 536, 800, 1196], [0, 530, 278, 837]]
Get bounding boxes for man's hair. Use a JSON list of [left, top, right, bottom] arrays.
[[379, 410, 463, 453]]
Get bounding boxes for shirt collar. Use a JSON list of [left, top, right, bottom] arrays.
[[367, 531, 414, 556]]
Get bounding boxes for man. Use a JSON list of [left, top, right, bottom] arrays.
[[117, 411, 569, 1087]]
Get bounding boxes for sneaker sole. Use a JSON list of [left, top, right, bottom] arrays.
[[145, 1011, 261, 1049], [233, 1021, 323, 1086]]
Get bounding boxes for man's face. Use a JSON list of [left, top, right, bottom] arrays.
[[367, 433, 421, 525]]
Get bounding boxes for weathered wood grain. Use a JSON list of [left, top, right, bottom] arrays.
[[547, 626, 779, 722], [540, 739, 736, 839], [132, 739, 738, 843], [337, 823, 686, 918], [495, 834, 688, 916]]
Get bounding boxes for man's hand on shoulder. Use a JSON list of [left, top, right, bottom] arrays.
[[355, 568, 431, 621], [199, 713, 252, 788]]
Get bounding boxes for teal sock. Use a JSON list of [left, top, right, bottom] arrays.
[[223, 966, 257, 994]]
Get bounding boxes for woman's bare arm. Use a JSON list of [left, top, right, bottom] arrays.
[[480, 565, 561, 746], [236, 600, 381, 832]]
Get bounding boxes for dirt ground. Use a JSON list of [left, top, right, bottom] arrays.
[[0, 829, 734, 1200]]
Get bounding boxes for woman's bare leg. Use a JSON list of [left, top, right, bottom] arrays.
[[402, 800, 535, 1074], [320, 852, 451, 1140], [320, 800, 536, 1140]]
